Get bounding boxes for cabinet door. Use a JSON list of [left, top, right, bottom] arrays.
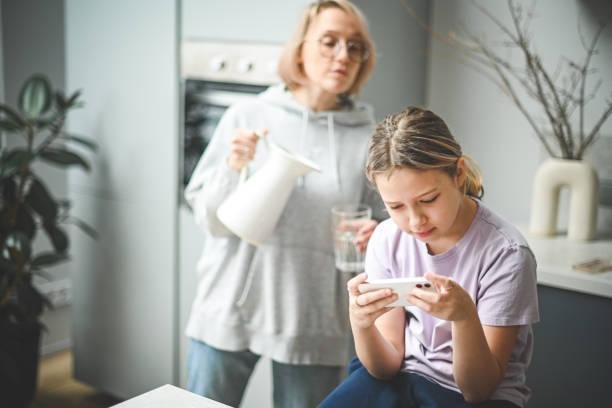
[[65, 0, 179, 399]]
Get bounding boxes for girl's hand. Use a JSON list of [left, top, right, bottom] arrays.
[[348, 272, 398, 330], [227, 128, 268, 171], [353, 219, 378, 253], [408, 272, 478, 322]]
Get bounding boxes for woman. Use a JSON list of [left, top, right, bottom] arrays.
[[184, 1, 384, 407]]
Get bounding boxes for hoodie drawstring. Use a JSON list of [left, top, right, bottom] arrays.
[[298, 109, 310, 187], [328, 113, 341, 192]]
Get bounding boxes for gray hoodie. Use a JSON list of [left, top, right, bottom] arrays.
[[185, 84, 385, 365]]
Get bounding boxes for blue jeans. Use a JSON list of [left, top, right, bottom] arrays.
[[318, 358, 520, 408], [187, 339, 343, 408]]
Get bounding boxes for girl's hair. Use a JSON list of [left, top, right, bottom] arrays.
[[366, 106, 484, 199], [277, 0, 376, 96]]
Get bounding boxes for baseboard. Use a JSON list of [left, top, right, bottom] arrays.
[[41, 338, 72, 356]]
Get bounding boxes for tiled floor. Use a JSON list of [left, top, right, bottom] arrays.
[[32, 350, 122, 408]]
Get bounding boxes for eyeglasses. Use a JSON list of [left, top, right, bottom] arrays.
[[309, 35, 369, 63]]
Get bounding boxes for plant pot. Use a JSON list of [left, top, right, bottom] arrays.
[[529, 158, 599, 240], [0, 318, 42, 408]]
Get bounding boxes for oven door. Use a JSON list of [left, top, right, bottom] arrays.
[[182, 80, 266, 186]]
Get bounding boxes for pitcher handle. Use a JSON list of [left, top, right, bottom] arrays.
[[237, 129, 269, 185]]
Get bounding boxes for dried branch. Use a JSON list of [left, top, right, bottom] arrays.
[[579, 99, 612, 158], [398, 0, 611, 160], [579, 23, 605, 148]]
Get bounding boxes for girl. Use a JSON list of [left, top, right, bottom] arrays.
[[320, 107, 539, 408], [184, 1, 383, 407]]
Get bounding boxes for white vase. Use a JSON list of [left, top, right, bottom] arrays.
[[529, 158, 599, 241], [217, 142, 320, 246]]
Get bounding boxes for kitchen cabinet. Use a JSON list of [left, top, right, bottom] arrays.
[[527, 285, 612, 407], [523, 231, 612, 407]]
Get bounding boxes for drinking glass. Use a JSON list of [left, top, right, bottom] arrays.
[[331, 204, 372, 272]]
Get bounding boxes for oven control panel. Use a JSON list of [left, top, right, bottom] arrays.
[[182, 40, 282, 85]]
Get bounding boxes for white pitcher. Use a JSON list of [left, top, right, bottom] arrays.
[[216, 141, 320, 246]]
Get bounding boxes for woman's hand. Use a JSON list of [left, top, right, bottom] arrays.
[[353, 219, 378, 253], [227, 128, 268, 171], [348, 272, 398, 330], [408, 271, 477, 322]]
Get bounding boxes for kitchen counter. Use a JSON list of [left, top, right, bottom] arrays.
[[520, 227, 612, 299]]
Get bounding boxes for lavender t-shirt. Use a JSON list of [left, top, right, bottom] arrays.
[[365, 202, 539, 407]]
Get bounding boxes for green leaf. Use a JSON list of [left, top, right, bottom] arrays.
[[0, 119, 24, 133], [0, 149, 34, 176], [16, 206, 36, 240], [0, 104, 27, 127], [35, 112, 63, 129], [4, 231, 33, 261], [66, 216, 98, 239], [31, 252, 69, 268], [0, 257, 18, 274], [55, 89, 83, 110], [55, 91, 68, 110], [66, 90, 82, 107], [18, 74, 53, 118], [1, 177, 18, 203], [39, 147, 91, 171], [43, 222, 69, 253], [25, 177, 58, 220], [61, 133, 98, 152]]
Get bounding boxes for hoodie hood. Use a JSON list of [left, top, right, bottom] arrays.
[[258, 84, 374, 191], [259, 84, 374, 127]]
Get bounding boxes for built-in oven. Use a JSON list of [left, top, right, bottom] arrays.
[[181, 40, 283, 187]]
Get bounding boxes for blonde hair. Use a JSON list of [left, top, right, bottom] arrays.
[[366, 106, 484, 199], [277, 0, 376, 97]]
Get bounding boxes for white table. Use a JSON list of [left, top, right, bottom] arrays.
[[111, 384, 232, 408]]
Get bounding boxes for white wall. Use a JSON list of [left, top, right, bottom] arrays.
[[353, 0, 430, 120], [182, 0, 309, 42], [428, 0, 612, 232], [66, 0, 180, 399]]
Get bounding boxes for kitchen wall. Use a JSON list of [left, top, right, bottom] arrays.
[[65, 0, 179, 398], [1, 0, 72, 355], [182, 0, 308, 43], [428, 0, 612, 231], [353, 0, 430, 119]]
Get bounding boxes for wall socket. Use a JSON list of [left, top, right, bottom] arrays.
[[36, 279, 73, 308]]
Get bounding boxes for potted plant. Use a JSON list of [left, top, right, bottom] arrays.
[[0, 74, 96, 407], [401, 0, 612, 239]]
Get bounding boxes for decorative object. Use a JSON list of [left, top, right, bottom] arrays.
[[530, 158, 598, 240], [400, 0, 612, 240], [0, 74, 97, 407]]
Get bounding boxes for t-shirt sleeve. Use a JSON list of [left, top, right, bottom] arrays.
[[477, 244, 540, 326], [364, 220, 395, 280]]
